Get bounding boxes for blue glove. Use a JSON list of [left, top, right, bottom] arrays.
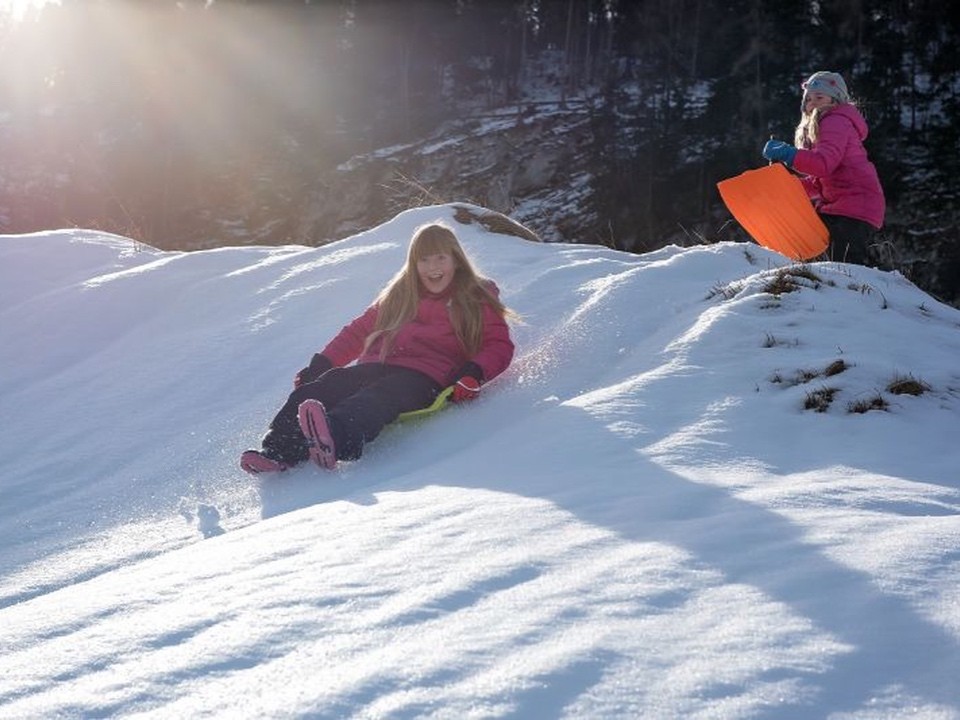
[[762, 139, 797, 166]]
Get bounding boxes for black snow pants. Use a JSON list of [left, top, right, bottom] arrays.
[[822, 214, 876, 267], [260, 364, 442, 465]]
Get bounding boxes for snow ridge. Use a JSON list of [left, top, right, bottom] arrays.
[[2, 205, 960, 718]]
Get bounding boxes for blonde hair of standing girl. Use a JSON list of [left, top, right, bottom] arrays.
[[794, 70, 851, 148]]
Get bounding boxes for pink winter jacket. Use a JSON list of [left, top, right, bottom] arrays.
[[320, 283, 514, 387], [792, 104, 885, 229]]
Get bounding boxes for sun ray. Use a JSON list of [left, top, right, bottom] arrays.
[[0, 0, 60, 23]]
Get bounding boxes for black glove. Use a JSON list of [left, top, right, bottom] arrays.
[[294, 353, 333, 388]]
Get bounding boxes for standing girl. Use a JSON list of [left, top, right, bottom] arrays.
[[241, 222, 515, 474], [762, 71, 885, 265]]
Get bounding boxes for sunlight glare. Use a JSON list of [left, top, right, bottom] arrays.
[[0, 0, 59, 22]]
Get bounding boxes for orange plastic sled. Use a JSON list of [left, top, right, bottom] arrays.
[[717, 163, 829, 261]]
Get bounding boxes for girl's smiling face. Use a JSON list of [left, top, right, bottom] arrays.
[[417, 252, 456, 294], [804, 90, 835, 113]]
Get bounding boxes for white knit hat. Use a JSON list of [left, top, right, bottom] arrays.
[[801, 71, 850, 109]]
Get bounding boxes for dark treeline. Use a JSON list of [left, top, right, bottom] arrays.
[[1, 0, 958, 293]]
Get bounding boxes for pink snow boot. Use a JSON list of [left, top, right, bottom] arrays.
[[297, 399, 337, 470], [239, 450, 289, 475]]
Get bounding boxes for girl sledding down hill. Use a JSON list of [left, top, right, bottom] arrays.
[[762, 71, 886, 265], [240, 222, 516, 474]]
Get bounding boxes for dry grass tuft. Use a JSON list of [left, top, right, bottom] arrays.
[[823, 359, 849, 377], [848, 393, 889, 414], [887, 374, 931, 396], [706, 281, 743, 301], [804, 386, 839, 412], [778, 359, 848, 388], [763, 264, 823, 296]]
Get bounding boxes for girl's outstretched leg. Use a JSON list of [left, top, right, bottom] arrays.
[[326, 367, 441, 461], [297, 399, 338, 470], [239, 450, 289, 475], [257, 369, 364, 466]]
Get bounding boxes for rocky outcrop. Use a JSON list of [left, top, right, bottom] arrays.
[[294, 103, 597, 247]]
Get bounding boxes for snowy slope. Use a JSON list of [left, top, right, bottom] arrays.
[[2, 204, 960, 719]]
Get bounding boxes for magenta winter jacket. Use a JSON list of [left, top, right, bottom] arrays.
[[320, 283, 514, 387], [792, 104, 885, 229]]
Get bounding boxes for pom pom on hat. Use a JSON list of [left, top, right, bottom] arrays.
[[801, 71, 850, 109]]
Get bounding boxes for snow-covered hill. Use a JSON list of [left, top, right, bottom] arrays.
[[2, 204, 960, 718]]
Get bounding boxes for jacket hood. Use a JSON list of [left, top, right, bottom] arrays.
[[825, 103, 869, 141]]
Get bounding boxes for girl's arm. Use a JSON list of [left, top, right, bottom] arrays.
[[792, 114, 853, 178], [320, 304, 379, 367], [468, 305, 515, 384]]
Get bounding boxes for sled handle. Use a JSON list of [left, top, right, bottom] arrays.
[[395, 386, 455, 423]]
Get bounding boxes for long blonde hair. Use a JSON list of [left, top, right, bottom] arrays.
[[794, 100, 850, 148], [363, 223, 513, 358]]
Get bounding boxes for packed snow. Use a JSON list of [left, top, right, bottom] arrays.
[[2, 204, 960, 719]]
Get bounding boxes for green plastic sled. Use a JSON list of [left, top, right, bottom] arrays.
[[395, 386, 454, 423]]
